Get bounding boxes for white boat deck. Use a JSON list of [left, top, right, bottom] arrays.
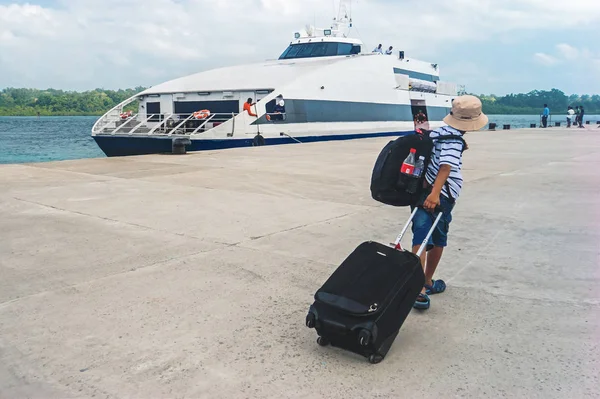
[[1, 128, 599, 398]]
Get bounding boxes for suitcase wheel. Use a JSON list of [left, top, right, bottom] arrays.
[[368, 354, 384, 365], [317, 337, 330, 347], [359, 330, 372, 347], [306, 313, 316, 329]]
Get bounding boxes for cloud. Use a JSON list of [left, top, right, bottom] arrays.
[[534, 53, 558, 66], [1, 0, 600, 92], [537, 43, 600, 65], [556, 43, 579, 60]]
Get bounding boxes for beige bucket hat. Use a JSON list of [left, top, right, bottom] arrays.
[[443, 95, 488, 132]]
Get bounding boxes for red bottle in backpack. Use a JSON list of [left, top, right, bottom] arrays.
[[400, 148, 417, 175]]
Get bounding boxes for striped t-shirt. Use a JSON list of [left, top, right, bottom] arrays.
[[425, 126, 466, 200]]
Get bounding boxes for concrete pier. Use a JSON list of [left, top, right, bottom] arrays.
[[1, 128, 599, 398]]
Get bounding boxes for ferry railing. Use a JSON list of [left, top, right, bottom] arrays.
[[190, 114, 216, 135], [168, 113, 199, 136], [101, 112, 240, 136], [126, 114, 158, 135], [153, 113, 238, 136], [111, 113, 140, 135], [148, 113, 173, 135], [94, 111, 122, 133], [92, 95, 139, 134]]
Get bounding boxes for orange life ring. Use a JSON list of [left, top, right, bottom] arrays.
[[120, 111, 132, 119], [193, 109, 211, 119]]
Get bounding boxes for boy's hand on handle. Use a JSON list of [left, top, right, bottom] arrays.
[[424, 192, 440, 212]]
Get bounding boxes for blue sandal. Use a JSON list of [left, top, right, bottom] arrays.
[[425, 279, 446, 295], [413, 293, 430, 310]]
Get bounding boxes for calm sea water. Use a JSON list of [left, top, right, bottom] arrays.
[[0, 114, 598, 164], [0, 116, 103, 165]]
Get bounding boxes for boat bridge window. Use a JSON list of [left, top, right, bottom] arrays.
[[279, 42, 361, 60]]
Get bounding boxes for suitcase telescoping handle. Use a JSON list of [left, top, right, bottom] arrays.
[[393, 207, 444, 257]]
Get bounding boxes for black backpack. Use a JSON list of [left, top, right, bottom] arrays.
[[370, 129, 466, 207]]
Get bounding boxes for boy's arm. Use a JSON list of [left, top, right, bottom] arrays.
[[423, 139, 463, 211], [424, 165, 451, 211]]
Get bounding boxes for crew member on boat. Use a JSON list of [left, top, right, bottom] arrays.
[[273, 95, 286, 120], [266, 95, 286, 121], [243, 98, 257, 117]]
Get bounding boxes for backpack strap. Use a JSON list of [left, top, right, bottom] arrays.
[[433, 135, 467, 204], [435, 135, 467, 153]]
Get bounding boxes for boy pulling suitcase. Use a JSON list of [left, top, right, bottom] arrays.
[[305, 95, 487, 364], [411, 95, 488, 310]]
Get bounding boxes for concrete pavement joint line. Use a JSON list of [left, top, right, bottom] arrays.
[[132, 175, 385, 209], [17, 163, 125, 181], [2, 203, 364, 309], [11, 196, 233, 246], [242, 209, 370, 243], [20, 160, 228, 182], [445, 285, 600, 307], [464, 149, 600, 185], [0, 247, 221, 309], [234, 243, 338, 269], [447, 198, 527, 284]]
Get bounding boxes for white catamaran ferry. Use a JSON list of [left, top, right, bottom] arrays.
[[92, 1, 462, 157]]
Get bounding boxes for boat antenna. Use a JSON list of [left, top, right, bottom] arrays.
[[332, 0, 352, 37]]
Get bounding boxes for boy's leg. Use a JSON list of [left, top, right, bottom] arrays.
[[424, 246, 444, 286], [411, 207, 432, 271], [423, 196, 454, 294], [411, 207, 434, 307]]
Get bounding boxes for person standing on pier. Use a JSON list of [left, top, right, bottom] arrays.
[[411, 95, 488, 310], [567, 106, 575, 128], [542, 104, 550, 128], [579, 106, 585, 128]]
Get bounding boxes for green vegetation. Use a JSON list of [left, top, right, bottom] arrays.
[[0, 87, 598, 116], [0, 87, 146, 116], [477, 89, 600, 115]]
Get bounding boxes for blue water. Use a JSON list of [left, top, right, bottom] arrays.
[[0, 114, 598, 164], [0, 116, 104, 164]]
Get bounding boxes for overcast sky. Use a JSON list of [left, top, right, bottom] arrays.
[[1, 0, 599, 95]]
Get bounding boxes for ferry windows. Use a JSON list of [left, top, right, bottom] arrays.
[[146, 102, 161, 121], [296, 44, 315, 58], [337, 43, 353, 55], [283, 45, 302, 59], [278, 42, 359, 60], [310, 42, 328, 57]]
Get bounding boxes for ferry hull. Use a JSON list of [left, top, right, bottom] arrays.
[[93, 130, 414, 157]]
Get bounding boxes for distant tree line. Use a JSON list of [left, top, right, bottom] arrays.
[[0, 87, 146, 116], [477, 89, 600, 115], [0, 87, 598, 116]]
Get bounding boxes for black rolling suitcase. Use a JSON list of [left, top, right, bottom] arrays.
[[305, 208, 444, 364]]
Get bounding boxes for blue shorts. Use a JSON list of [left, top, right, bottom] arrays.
[[411, 194, 455, 249]]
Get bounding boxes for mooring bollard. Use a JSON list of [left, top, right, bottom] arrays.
[[489, 123, 497, 130], [530, 123, 536, 128], [597, 121, 600, 125], [555, 122, 561, 127], [172, 137, 191, 155], [586, 121, 590, 125], [503, 124, 511, 130]]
